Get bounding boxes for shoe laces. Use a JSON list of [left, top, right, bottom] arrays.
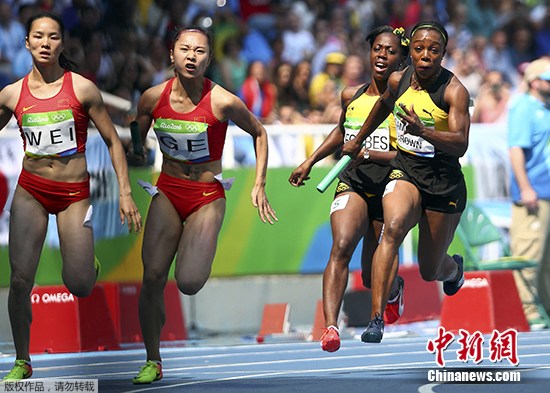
[[370, 313, 384, 327], [4, 360, 30, 379], [321, 325, 339, 338], [139, 361, 160, 373]]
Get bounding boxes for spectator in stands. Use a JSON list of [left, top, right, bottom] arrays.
[[131, 26, 277, 384], [310, 18, 347, 78], [240, 60, 277, 124], [471, 69, 511, 123], [342, 54, 368, 87], [445, 1, 473, 51], [280, 7, 316, 66], [508, 57, 550, 326], [466, 0, 497, 38], [533, 8, 550, 57], [289, 60, 312, 116], [238, 0, 279, 41], [508, 23, 537, 70], [309, 52, 347, 110], [447, 48, 484, 99], [10, 1, 40, 80], [272, 61, 294, 109], [483, 28, 520, 86], [217, 35, 248, 94], [0, 1, 26, 84], [0, 12, 141, 381]]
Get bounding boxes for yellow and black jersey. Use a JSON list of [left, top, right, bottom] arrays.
[[390, 66, 465, 197], [338, 83, 395, 196]]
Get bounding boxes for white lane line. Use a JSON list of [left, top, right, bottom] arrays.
[[418, 383, 439, 393], [0, 347, 435, 374], [124, 361, 437, 393]]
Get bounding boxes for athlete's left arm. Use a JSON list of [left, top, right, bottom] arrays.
[[399, 77, 470, 157], [75, 75, 142, 233], [215, 86, 278, 225]]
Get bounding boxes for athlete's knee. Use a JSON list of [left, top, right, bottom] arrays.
[[9, 273, 34, 296], [177, 278, 207, 295], [330, 237, 356, 263], [418, 262, 439, 282], [65, 279, 94, 297], [382, 217, 408, 244]]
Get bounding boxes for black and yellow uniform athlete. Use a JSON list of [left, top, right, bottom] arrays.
[[290, 25, 410, 352], [390, 65, 467, 213], [336, 84, 398, 221], [342, 21, 471, 344]]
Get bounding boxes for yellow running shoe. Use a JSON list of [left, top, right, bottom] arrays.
[[2, 359, 32, 381], [94, 257, 101, 280], [132, 360, 162, 384]]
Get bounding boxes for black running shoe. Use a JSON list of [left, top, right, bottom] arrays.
[[361, 313, 384, 343], [443, 254, 465, 296]]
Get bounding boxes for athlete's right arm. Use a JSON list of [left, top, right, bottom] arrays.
[[0, 83, 18, 130], [289, 86, 359, 187], [341, 72, 401, 158], [135, 86, 160, 143], [289, 124, 342, 187]]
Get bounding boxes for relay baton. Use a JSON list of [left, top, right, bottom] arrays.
[[316, 155, 352, 193], [130, 121, 144, 157]]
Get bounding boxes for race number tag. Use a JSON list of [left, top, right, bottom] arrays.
[[394, 105, 435, 157], [153, 118, 210, 162], [330, 194, 349, 215], [343, 118, 390, 152], [22, 109, 77, 157]]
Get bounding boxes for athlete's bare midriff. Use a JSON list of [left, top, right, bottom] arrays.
[[22, 152, 88, 182], [161, 158, 222, 182]]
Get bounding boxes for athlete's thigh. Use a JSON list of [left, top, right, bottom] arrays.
[[330, 191, 370, 245], [382, 180, 423, 236], [175, 198, 226, 280], [141, 192, 184, 277], [8, 187, 49, 277], [56, 199, 94, 269], [417, 209, 461, 265]]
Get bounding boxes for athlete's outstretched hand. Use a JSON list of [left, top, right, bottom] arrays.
[[251, 184, 278, 225], [289, 161, 313, 187], [119, 194, 142, 233]]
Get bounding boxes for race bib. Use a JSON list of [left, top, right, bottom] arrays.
[[153, 118, 210, 162], [343, 119, 390, 152], [22, 109, 77, 157], [395, 106, 435, 157]]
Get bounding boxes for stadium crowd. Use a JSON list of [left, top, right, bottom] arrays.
[[0, 0, 549, 129]]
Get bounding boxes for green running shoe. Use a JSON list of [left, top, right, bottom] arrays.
[[133, 360, 162, 384], [3, 359, 32, 381]]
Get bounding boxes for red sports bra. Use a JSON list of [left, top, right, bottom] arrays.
[[151, 78, 228, 163], [14, 71, 89, 158]]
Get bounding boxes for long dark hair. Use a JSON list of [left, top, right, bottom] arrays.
[[25, 12, 78, 71]]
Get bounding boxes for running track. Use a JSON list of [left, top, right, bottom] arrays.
[[1, 328, 549, 392]]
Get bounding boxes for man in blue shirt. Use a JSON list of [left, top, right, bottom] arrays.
[[508, 57, 550, 325]]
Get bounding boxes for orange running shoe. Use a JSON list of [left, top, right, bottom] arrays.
[[320, 325, 340, 352], [383, 275, 404, 325]]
